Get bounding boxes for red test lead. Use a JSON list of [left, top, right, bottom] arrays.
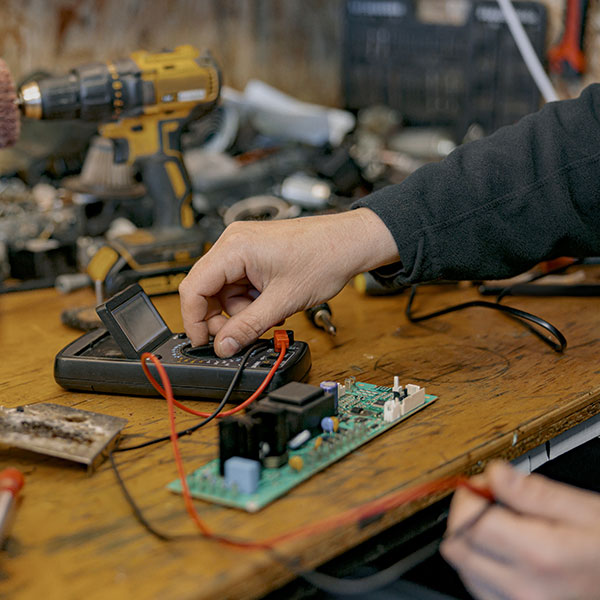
[[0, 467, 25, 547]]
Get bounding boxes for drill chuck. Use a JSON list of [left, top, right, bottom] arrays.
[[18, 46, 219, 124], [19, 59, 147, 121]]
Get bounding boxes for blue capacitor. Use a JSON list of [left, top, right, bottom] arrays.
[[224, 457, 260, 495], [320, 380, 338, 412], [321, 416, 341, 434]]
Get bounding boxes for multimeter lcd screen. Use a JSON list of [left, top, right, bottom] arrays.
[[111, 293, 170, 352]]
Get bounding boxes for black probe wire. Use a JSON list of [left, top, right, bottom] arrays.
[[271, 540, 442, 597], [108, 341, 268, 541], [269, 502, 494, 597], [115, 341, 268, 453], [108, 452, 186, 541], [405, 285, 567, 352], [494, 258, 583, 303], [488, 259, 583, 351]]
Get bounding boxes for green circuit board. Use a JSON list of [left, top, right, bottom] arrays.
[[168, 381, 437, 512]]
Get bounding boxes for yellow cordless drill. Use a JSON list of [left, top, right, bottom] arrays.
[[17, 45, 221, 296], [19, 44, 220, 228]]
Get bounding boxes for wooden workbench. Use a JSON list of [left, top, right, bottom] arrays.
[[1, 279, 599, 600]]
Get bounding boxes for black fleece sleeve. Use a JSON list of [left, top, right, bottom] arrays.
[[354, 84, 600, 284]]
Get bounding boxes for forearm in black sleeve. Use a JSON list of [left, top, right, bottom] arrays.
[[354, 84, 600, 284]]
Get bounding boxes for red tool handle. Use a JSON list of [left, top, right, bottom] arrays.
[[0, 468, 25, 496], [548, 0, 589, 77]]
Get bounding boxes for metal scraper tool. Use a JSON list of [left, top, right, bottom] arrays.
[[0, 403, 127, 472]]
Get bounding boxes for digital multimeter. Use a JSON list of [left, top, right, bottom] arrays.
[[54, 284, 312, 400]]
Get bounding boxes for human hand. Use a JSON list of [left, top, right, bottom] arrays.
[[440, 461, 600, 600], [179, 208, 398, 357]]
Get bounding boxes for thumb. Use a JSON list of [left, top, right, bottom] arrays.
[[212, 289, 291, 357], [487, 461, 600, 526]]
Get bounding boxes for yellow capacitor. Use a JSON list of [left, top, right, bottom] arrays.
[[289, 456, 304, 471]]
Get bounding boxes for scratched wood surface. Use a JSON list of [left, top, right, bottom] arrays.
[[1, 279, 599, 600]]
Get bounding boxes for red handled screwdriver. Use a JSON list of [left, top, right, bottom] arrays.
[[0, 468, 25, 547]]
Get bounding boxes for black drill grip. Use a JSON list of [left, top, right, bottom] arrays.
[[138, 153, 194, 229]]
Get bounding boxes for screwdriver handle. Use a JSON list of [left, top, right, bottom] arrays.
[[0, 468, 24, 546]]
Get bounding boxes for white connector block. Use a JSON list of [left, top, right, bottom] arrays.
[[402, 384, 426, 415], [383, 399, 402, 422], [337, 377, 356, 398]]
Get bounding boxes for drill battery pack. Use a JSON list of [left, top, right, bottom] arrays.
[[87, 226, 212, 297]]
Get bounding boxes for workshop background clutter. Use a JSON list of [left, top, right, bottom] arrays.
[[1, 0, 599, 105], [0, 0, 597, 299]]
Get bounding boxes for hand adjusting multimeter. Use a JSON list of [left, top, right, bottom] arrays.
[[54, 284, 312, 400]]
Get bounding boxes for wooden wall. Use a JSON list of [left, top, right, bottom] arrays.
[[0, 0, 344, 106], [0, 0, 597, 108]]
